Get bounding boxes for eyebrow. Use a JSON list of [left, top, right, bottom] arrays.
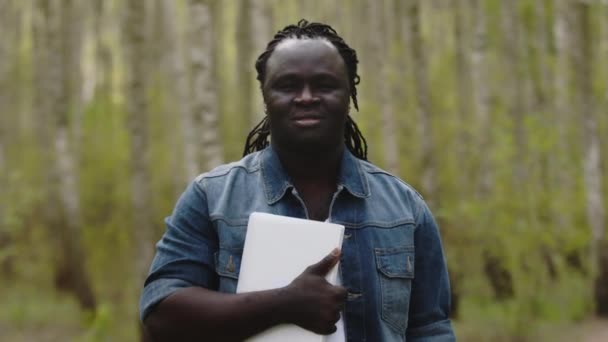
[[270, 72, 342, 82]]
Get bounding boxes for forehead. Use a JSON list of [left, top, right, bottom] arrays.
[[264, 38, 347, 81]]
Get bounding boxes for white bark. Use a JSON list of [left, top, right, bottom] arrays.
[[554, 1, 571, 122], [126, 0, 155, 283], [235, 0, 271, 128], [236, 0, 255, 132], [81, 1, 100, 106], [190, 0, 223, 170], [250, 0, 272, 124], [162, 0, 198, 181], [378, 0, 399, 174], [66, 0, 84, 150], [47, 0, 80, 239], [574, 1, 607, 315], [574, 0, 606, 263], [89, 0, 113, 98], [407, 0, 436, 202], [40, 0, 95, 310], [552, 0, 577, 231]]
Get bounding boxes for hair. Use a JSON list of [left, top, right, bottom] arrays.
[[242, 19, 368, 160]]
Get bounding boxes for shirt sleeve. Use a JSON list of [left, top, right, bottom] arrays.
[[406, 199, 455, 341], [139, 179, 218, 322]]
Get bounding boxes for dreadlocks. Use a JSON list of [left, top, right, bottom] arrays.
[[242, 19, 368, 160]]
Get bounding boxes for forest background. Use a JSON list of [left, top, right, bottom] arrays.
[[1, 0, 607, 341]]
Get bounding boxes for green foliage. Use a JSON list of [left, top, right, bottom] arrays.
[[1, 0, 607, 340]]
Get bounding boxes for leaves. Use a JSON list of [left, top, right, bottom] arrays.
[[1, 0, 607, 339]]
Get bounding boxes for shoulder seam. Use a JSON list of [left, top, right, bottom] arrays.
[[363, 167, 424, 200], [194, 155, 262, 184], [196, 164, 260, 182]]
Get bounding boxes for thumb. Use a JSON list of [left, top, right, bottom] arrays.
[[307, 248, 341, 276]]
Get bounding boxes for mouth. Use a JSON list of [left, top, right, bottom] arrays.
[[291, 112, 323, 127]]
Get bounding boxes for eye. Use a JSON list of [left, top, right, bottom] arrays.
[[314, 77, 340, 91], [274, 80, 298, 91], [317, 83, 337, 91]]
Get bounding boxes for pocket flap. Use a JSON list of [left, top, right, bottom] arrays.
[[214, 249, 242, 280], [375, 246, 415, 278]]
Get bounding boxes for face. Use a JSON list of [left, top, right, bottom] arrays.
[[262, 38, 350, 154]]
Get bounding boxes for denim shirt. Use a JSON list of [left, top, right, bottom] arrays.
[[140, 146, 455, 341]]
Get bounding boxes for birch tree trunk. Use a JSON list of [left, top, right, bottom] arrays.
[[91, 0, 113, 98], [552, 0, 579, 237], [66, 0, 84, 150], [126, 0, 155, 286], [250, 0, 272, 124], [237, 0, 272, 129], [574, 0, 608, 316], [40, 0, 96, 311], [237, 0, 255, 129], [407, 0, 436, 204], [161, 0, 198, 181], [453, 0, 473, 168], [501, 0, 527, 188], [367, 0, 399, 173], [0, 0, 14, 276], [0, 0, 12, 131], [0, 0, 12, 170], [470, 0, 492, 198], [189, 0, 224, 171], [379, 0, 399, 174]]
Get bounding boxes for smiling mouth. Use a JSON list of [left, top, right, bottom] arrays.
[[292, 114, 321, 127], [293, 117, 321, 127]]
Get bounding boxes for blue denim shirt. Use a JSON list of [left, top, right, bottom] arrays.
[[140, 146, 455, 341]]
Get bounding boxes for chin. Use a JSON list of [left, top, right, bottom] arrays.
[[281, 137, 341, 155]]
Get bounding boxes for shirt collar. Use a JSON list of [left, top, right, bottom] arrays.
[[260, 146, 370, 205]]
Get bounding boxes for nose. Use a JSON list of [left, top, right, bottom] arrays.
[[294, 85, 319, 105]]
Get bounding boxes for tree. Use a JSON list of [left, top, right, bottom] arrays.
[[160, 0, 199, 181], [0, 0, 15, 277], [574, 0, 607, 316], [453, 0, 473, 173], [37, 0, 96, 311], [501, 0, 528, 188], [236, 0, 272, 138], [189, 0, 224, 171], [407, 0, 436, 204], [125, 0, 155, 288], [377, 0, 399, 174], [236, 0, 255, 131], [470, 0, 492, 198]]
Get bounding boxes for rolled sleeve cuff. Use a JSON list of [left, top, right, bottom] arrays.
[[407, 319, 455, 342], [140, 278, 194, 322]]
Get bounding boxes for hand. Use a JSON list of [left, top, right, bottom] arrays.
[[282, 248, 347, 335]]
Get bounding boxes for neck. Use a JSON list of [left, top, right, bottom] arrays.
[[272, 142, 344, 184]]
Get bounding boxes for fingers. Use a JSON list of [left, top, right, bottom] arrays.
[[306, 248, 341, 276], [319, 310, 341, 335]]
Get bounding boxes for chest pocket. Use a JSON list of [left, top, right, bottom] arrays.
[[214, 248, 242, 293], [375, 246, 415, 334]]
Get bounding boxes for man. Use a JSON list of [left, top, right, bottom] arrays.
[[140, 20, 454, 341]]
